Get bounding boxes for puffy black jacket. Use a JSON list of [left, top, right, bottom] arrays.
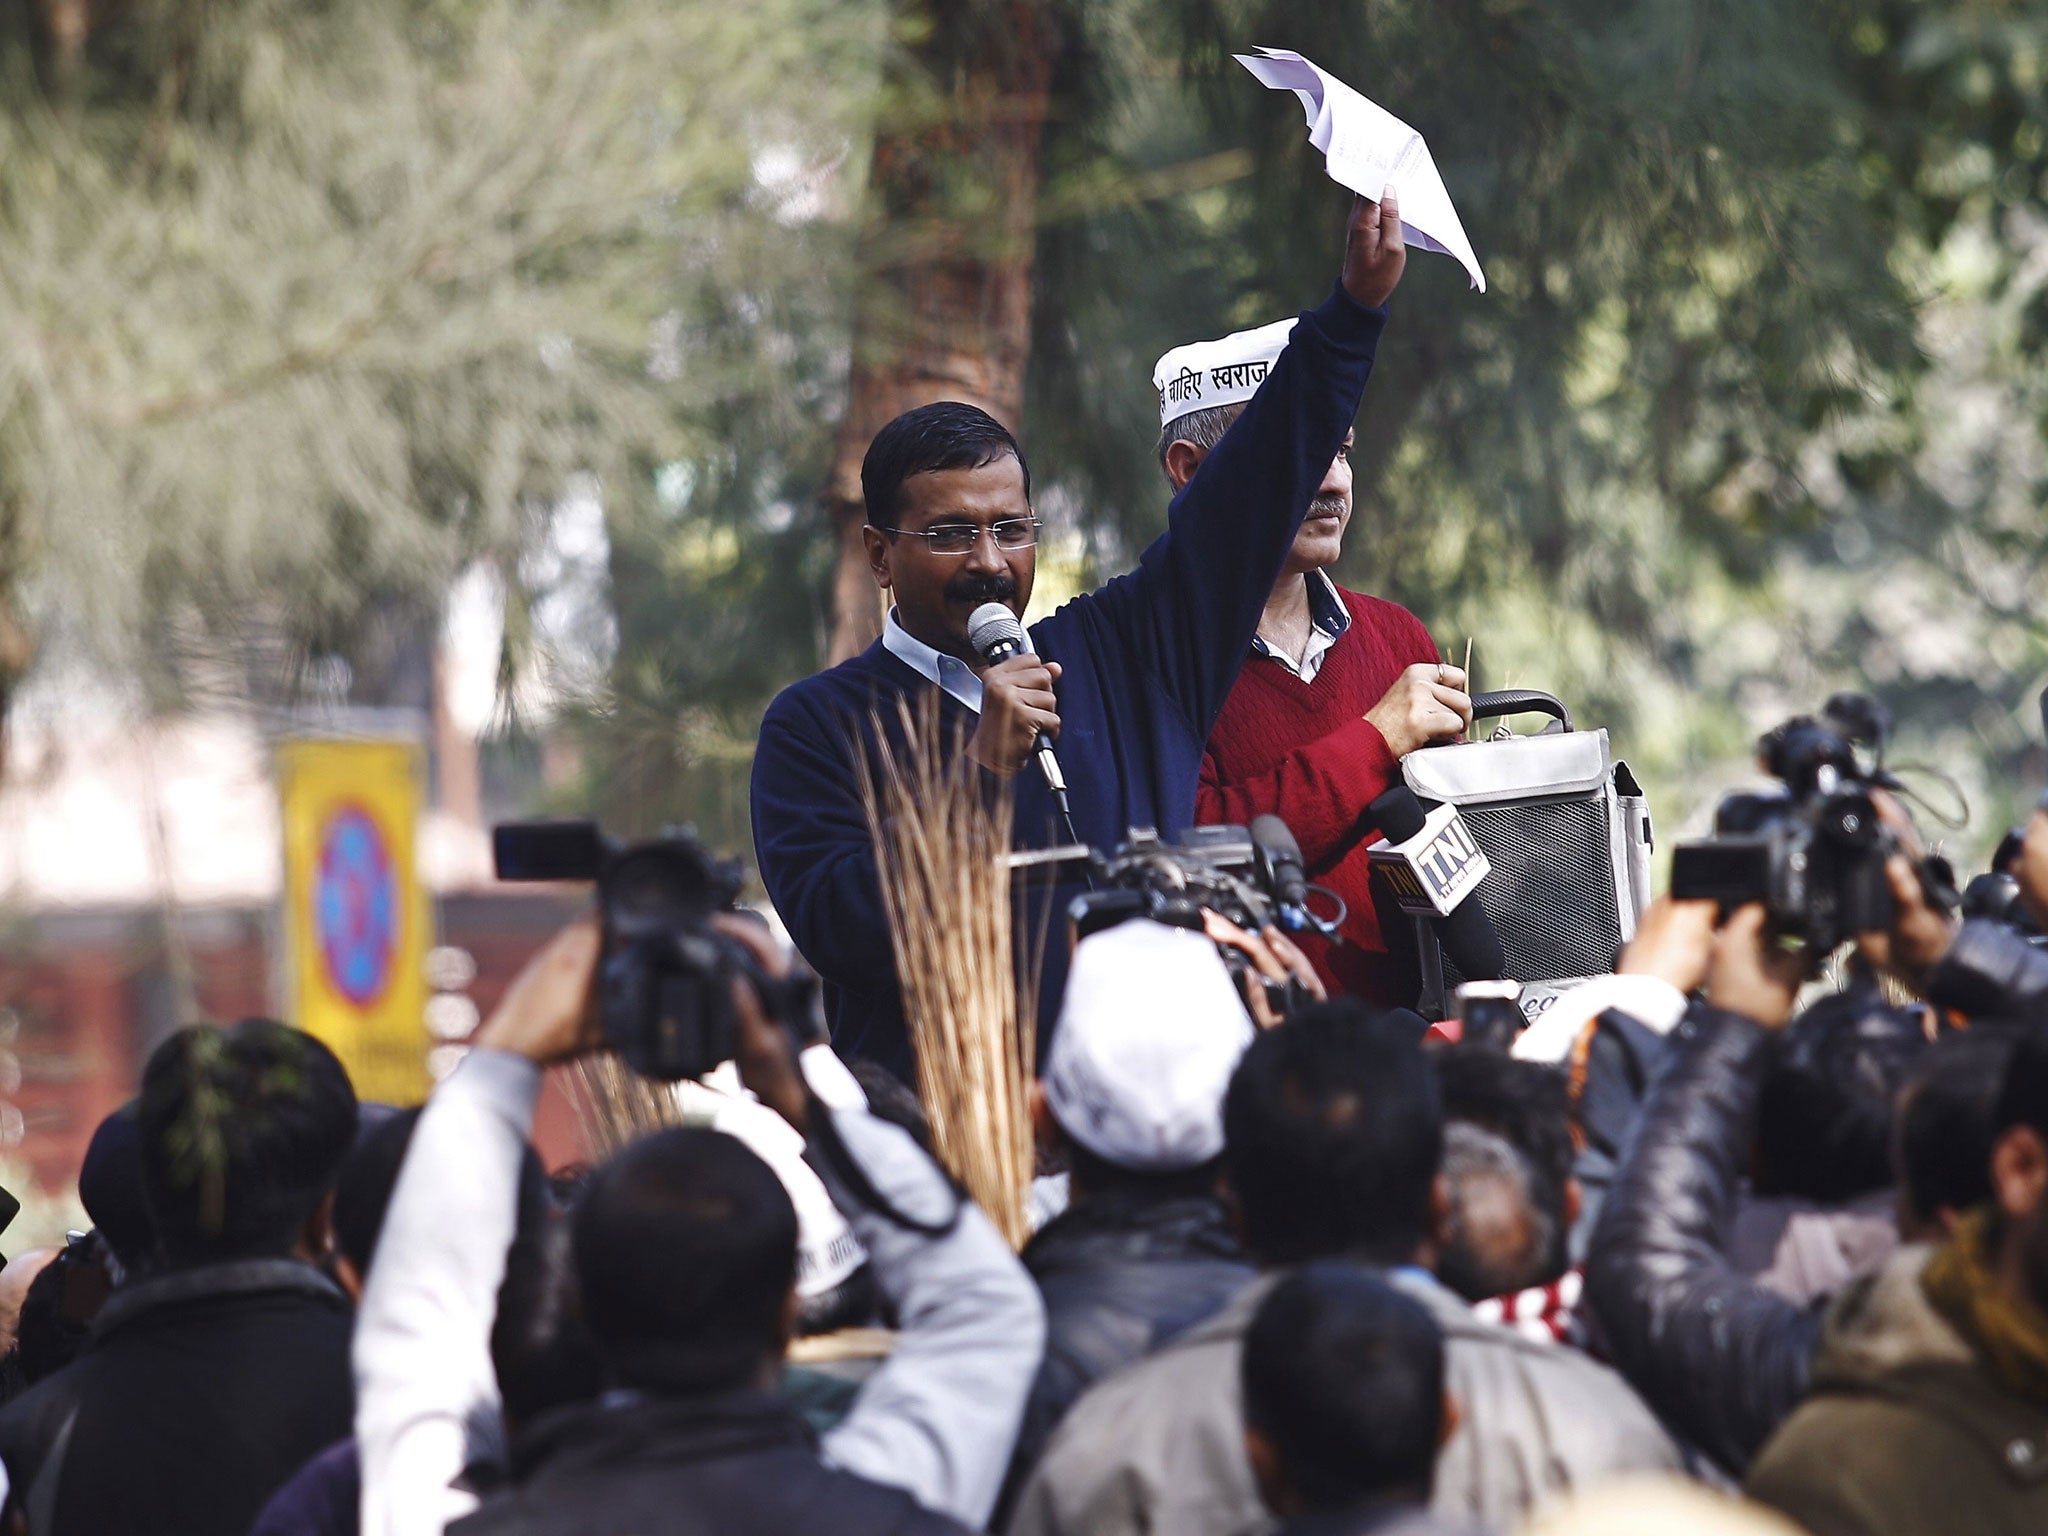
[[0, 1259, 354, 1536], [451, 1389, 969, 1536], [1002, 1189, 1253, 1504], [1926, 918, 2048, 1024], [1585, 1006, 1821, 1475]]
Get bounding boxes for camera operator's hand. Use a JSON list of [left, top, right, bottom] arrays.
[[1365, 663, 1473, 758], [967, 655, 1063, 778], [1341, 188, 1408, 309], [1201, 910, 1327, 1029], [1855, 855, 1958, 993], [1618, 896, 1718, 996], [473, 917, 603, 1064], [713, 914, 812, 1137], [2020, 804, 2048, 929], [1705, 903, 1813, 1029], [1848, 788, 1955, 992]]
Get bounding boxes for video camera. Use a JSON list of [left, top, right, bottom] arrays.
[[1670, 694, 1953, 951], [493, 821, 810, 1081], [1054, 816, 1341, 1017]]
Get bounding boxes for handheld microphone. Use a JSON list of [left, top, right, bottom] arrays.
[[1366, 785, 1507, 983], [966, 602, 1077, 842]]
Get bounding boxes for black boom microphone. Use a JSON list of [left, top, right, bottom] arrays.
[[967, 602, 1077, 843], [1367, 784, 1508, 984]]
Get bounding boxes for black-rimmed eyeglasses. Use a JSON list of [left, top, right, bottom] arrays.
[[876, 518, 1042, 555]]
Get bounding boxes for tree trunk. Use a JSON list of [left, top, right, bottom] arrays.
[[822, 0, 1063, 666], [36, 0, 91, 77]]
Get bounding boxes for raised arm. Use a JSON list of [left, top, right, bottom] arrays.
[[1100, 194, 1405, 737], [718, 925, 1045, 1528], [812, 1085, 1045, 1527], [356, 922, 599, 1536], [1585, 906, 1822, 1474]]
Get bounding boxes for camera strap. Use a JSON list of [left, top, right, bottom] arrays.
[[802, 1092, 964, 1240]]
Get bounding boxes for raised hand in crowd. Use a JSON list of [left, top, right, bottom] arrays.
[[717, 913, 817, 1134], [969, 656, 1065, 778], [1851, 787, 1958, 992], [1364, 661, 1473, 758], [1341, 186, 1408, 309], [1616, 895, 1718, 996], [1200, 910, 1328, 1028], [1704, 903, 1814, 1029], [470, 917, 603, 1065]]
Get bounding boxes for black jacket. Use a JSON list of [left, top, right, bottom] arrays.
[[1926, 918, 2048, 1023], [1003, 1189, 1253, 1502], [449, 1388, 970, 1536], [1585, 1006, 1820, 1475], [0, 1258, 354, 1536]]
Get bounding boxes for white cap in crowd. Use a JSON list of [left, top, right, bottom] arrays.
[[1043, 919, 1257, 1172], [1152, 316, 1296, 430]]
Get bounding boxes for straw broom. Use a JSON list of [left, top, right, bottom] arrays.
[[855, 692, 1040, 1248], [563, 1052, 690, 1162]]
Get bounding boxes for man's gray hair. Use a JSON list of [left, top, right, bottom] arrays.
[[1437, 1121, 1560, 1303], [1154, 402, 1246, 487]]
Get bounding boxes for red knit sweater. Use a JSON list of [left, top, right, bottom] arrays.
[[1197, 585, 1438, 1003]]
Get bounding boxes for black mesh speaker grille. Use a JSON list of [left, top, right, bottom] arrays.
[[1440, 792, 1624, 985]]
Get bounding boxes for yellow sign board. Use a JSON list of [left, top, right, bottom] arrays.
[[278, 738, 432, 1104]]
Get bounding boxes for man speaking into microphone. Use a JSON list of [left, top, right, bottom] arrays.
[[750, 192, 1408, 1073]]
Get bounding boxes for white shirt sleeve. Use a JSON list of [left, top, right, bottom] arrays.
[[807, 1052, 1046, 1529], [1513, 973, 1690, 1064], [354, 1048, 538, 1536]]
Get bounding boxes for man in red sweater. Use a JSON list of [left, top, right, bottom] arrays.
[[1155, 321, 1471, 1004]]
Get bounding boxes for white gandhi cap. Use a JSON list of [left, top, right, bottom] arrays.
[[1043, 918, 1256, 1172], [1153, 316, 1298, 430]]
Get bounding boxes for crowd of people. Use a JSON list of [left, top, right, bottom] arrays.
[[4, 185, 2047, 1536], [5, 814, 2048, 1536]]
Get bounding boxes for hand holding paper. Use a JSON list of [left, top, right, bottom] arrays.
[[1342, 184, 1406, 309], [1236, 47, 1486, 293]]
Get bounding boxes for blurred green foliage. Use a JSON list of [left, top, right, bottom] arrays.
[[4, 0, 2047, 878]]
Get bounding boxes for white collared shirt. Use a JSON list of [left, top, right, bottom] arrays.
[[1251, 570, 1352, 683], [883, 607, 1004, 713]]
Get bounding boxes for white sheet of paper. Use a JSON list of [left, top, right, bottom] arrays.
[[1235, 47, 1486, 293]]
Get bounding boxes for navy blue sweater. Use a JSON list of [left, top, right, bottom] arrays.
[[752, 283, 1389, 1070]]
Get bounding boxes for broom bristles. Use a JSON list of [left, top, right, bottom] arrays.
[[856, 693, 1040, 1248]]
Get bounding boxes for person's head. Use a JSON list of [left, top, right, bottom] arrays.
[[1895, 1030, 2014, 1242], [1242, 1262, 1450, 1519], [859, 402, 1035, 661], [572, 1126, 798, 1394], [1434, 1047, 1579, 1300], [1037, 919, 1253, 1200], [79, 1101, 153, 1280], [1222, 1000, 1443, 1269], [138, 1019, 359, 1268], [1988, 1031, 2048, 1312], [1754, 985, 1929, 1204], [1158, 402, 1354, 581]]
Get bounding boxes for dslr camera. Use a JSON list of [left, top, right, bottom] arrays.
[[493, 821, 807, 1080], [1670, 694, 1950, 951], [1060, 816, 1339, 1015]]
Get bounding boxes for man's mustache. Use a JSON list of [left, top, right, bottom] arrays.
[[1307, 494, 1348, 521], [947, 573, 1018, 605]]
